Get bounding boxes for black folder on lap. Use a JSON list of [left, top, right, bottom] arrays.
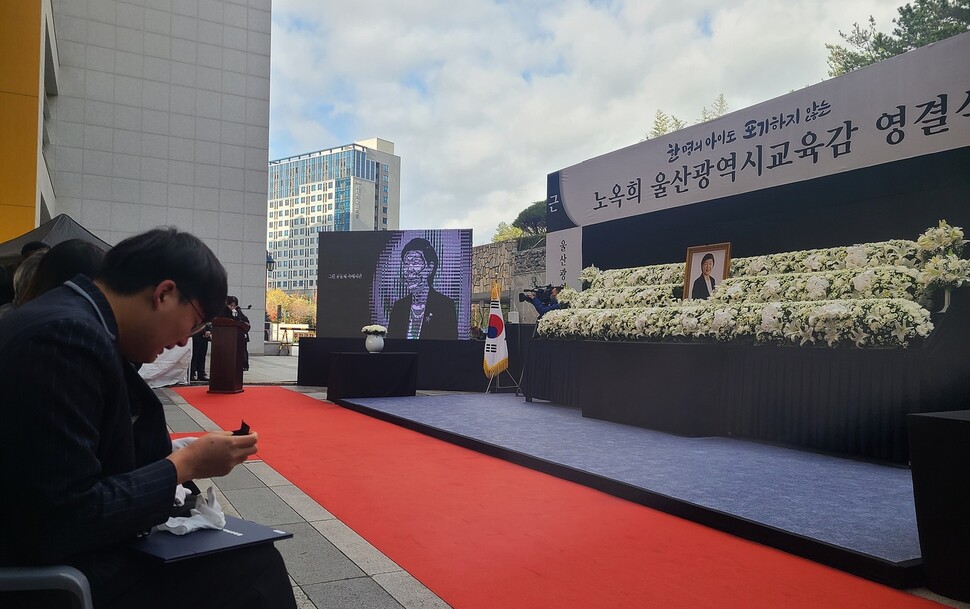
[[129, 515, 293, 563]]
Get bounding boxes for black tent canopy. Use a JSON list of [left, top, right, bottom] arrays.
[[0, 214, 110, 267]]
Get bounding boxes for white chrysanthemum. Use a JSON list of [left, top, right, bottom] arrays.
[[844, 246, 868, 269], [805, 277, 829, 299], [724, 283, 744, 299], [710, 309, 734, 331], [852, 270, 876, 293]]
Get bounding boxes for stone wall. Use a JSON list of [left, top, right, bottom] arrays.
[[471, 238, 547, 325], [471, 241, 515, 296]]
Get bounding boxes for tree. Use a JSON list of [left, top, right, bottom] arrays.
[[265, 288, 317, 326], [699, 94, 729, 123], [512, 200, 547, 235], [265, 288, 289, 322], [288, 296, 316, 325], [492, 221, 524, 243], [642, 95, 726, 141], [826, 0, 970, 76], [646, 109, 687, 140], [492, 200, 549, 243]]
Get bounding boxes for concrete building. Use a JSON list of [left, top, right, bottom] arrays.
[[267, 138, 401, 298], [1, 0, 272, 353]]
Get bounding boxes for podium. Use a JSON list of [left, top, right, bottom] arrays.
[[209, 317, 248, 394]]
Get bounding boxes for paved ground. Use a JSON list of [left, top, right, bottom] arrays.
[[161, 353, 450, 609], [161, 353, 969, 609]]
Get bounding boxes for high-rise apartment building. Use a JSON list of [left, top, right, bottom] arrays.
[[1, 0, 273, 353], [266, 138, 401, 297]]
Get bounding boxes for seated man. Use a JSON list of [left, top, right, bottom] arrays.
[[0, 228, 295, 609]]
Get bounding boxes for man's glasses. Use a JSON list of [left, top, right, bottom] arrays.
[[179, 288, 209, 335]]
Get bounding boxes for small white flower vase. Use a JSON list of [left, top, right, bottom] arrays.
[[365, 334, 385, 353]]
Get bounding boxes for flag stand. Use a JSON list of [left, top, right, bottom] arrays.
[[485, 369, 521, 395]]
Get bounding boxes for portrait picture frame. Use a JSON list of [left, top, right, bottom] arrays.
[[683, 242, 732, 301]]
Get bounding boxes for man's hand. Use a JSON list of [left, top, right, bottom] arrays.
[[166, 431, 258, 483]]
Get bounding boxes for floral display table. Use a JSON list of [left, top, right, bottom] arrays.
[[524, 222, 970, 463]]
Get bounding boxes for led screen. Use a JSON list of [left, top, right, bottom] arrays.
[[317, 229, 472, 339]]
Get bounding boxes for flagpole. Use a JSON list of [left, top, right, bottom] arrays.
[[483, 279, 513, 393]]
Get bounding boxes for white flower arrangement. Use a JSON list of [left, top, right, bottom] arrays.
[[361, 324, 387, 335], [554, 285, 580, 306], [567, 284, 680, 309], [918, 254, 970, 291], [587, 263, 685, 288], [541, 222, 968, 349], [538, 299, 933, 348], [916, 220, 966, 258], [578, 222, 964, 291], [710, 266, 927, 305]]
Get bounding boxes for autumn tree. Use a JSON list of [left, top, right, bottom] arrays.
[[288, 296, 316, 325], [265, 288, 289, 322], [492, 221, 525, 243], [265, 288, 316, 325]]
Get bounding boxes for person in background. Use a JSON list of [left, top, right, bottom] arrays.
[[0, 228, 295, 609], [20, 240, 50, 259], [221, 295, 251, 371], [191, 322, 212, 381], [18, 239, 106, 304], [524, 286, 562, 318], [0, 249, 46, 319]]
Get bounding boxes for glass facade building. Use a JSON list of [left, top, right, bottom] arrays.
[[267, 139, 401, 296]]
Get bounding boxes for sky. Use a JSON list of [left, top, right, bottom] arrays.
[[268, 0, 904, 245]]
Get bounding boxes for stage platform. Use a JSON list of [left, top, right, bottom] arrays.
[[334, 392, 923, 589]]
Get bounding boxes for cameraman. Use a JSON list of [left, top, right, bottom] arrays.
[[524, 286, 562, 317]]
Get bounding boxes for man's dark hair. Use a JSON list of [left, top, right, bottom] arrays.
[[226, 295, 239, 306], [96, 228, 228, 320], [21, 239, 106, 303], [400, 237, 439, 285], [20, 241, 50, 258]]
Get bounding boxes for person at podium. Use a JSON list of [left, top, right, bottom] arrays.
[[387, 237, 457, 340], [220, 295, 251, 371]]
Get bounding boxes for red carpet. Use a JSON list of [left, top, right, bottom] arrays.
[[175, 386, 944, 609]]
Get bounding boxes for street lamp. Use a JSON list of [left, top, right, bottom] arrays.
[[265, 251, 276, 341]]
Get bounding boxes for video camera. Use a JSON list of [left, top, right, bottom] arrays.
[[518, 283, 563, 305]]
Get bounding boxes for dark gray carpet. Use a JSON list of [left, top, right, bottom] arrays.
[[350, 393, 920, 564]]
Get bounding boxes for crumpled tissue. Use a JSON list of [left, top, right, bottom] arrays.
[[155, 485, 226, 535]]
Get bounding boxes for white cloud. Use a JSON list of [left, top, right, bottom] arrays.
[[270, 0, 902, 244]]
